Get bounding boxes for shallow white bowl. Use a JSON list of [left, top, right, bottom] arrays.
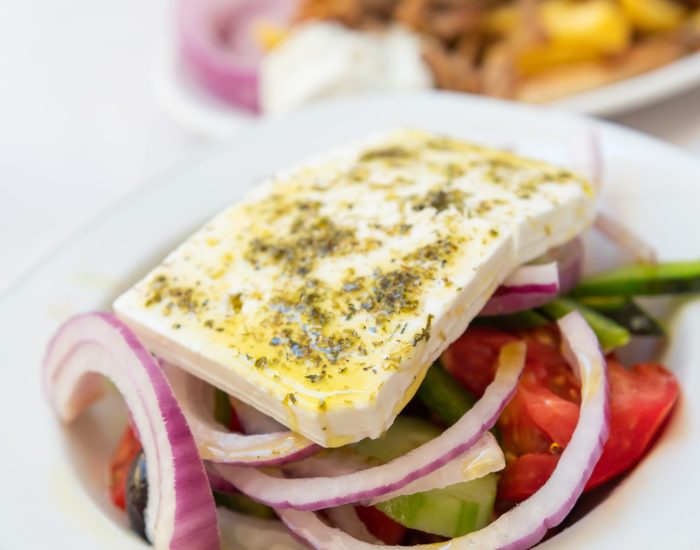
[[2, 92, 699, 549]]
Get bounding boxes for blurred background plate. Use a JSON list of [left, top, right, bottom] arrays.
[[2, 93, 699, 549], [152, 25, 700, 138], [549, 50, 700, 116]]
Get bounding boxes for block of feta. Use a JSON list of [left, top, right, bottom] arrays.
[[114, 129, 595, 447]]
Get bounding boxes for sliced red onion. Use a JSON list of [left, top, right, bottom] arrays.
[[277, 311, 610, 550], [481, 238, 584, 316], [569, 131, 656, 265], [500, 261, 560, 292], [325, 506, 380, 544], [43, 313, 220, 550], [213, 343, 524, 510], [177, 0, 294, 112], [280, 433, 504, 506], [229, 395, 288, 435], [569, 129, 603, 192], [364, 433, 503, 506], [166, 363, 320, 466], [549, 237, 584, 296], [282, 450, 372, 479], [594, 212, 658, 265], [217, 507, 307, 550]]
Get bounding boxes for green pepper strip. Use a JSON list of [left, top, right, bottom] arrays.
[[539, 298, 630, 352], [572, 260, 700, 297]]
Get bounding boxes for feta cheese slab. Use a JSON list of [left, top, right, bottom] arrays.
[[114, 129, 595, 447]]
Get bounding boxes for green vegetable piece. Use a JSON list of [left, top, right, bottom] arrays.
[[473, 310, 552, 331], [355, 416, 440, 462], [213, 388, 234, 428], [356, 417, 497, 537], [572, 260, 700, 297], [376, 474, 498, 538], [417, 363, 477, 426], [578, 296, 664, 336], [214, 491, 276, 519], [539, 298, 630, 352]]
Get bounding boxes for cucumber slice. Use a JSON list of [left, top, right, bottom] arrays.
[[417, 363, 476, 426], [355, 416, 440, 462], [375, 474, 498, 538], [356, 417, 498, 537], [577, 296, 664, 336], [539, 298, 630, 352], [572, 260, 700, 297]]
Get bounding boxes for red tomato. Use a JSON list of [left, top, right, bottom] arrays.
[[109, 425, 142, 510], [498, 453, 558, 502], [355, 506, 407, 545], [442, 327, 518, 396], [499, 381, 579, 456], [586, 360, 679, 489], [443, 326, 679, 502]]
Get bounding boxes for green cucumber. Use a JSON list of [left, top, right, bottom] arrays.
[[572, 260, 700, 297], [577, 296, 664, 336], [417, 363, 477, 426], [355, 416, 440, 462], [356, 417, 497, 538], [473, 310, 552, 331], [539, 298, 630, 352], [375, 474, 498, 538], [214, 491, 276, 519]]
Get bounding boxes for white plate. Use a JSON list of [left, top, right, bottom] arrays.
[[2, 92, 700, 550], [547, 50, 700, 116], [152, 40, 700, 138]]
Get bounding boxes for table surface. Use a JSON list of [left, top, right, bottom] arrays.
[[2, 0, 700, 292]]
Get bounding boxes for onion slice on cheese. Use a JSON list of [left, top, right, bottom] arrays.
[[480, 238, 583, 316]]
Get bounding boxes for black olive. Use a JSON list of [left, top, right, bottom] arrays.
[[125, 450, 149, 542]]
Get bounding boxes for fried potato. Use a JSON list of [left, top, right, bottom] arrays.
[[620, 0, 687, 33], [516, 35, 686, 103]]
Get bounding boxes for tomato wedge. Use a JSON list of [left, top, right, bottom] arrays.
[[355, 505, 407, 544], [443, 326, 679, 502], [109, 425, 142, 510]]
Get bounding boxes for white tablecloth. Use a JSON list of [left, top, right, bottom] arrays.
[[2, 0, 700, 291]]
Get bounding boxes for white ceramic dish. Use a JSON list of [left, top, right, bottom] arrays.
[[2, 92, 699, 549], [152, 40, 700, 138]]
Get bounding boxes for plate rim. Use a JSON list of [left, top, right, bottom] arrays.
[[4, 91, 700, 549]]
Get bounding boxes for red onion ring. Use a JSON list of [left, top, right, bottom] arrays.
[[218, 507, 307, 549], [569, 129, 603, 193], [281, 433, 504, 506], [325, 506, 381, 543], [166, 363, 320, 465], [277, 311, 610, 550], [43, 313, 220, 550], [212, 344, 524, 510], [229, 395, 289, 435], [481, 238, 583, 316], [481, 262, 559, 316], [177, 0, 294, 112], [594, 212, 658, 265], [567, 130, 656, 265]]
